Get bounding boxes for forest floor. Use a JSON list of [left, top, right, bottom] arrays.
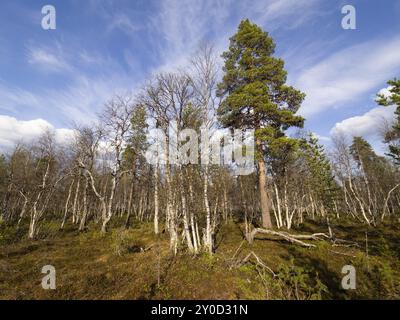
[[1, 217, 400, 300]]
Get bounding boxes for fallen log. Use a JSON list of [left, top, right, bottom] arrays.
[[247, 228, 329, 248]]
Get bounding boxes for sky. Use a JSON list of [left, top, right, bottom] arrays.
[[0, 0, 400, 153]]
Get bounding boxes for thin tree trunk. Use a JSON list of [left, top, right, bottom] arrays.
[[382, 183, 400, 221], [79, 177, 89, 231], [72, 174, 81, 224], [125, 180, 134, 229], [61, 179, 74, 229], [153, 165, 159, 234], [273, 182, 283, 228], [181, 174, 194, 252], [28, 161, 50, 239], [203, 165, 212, 253], [17, 192, 28, 228]]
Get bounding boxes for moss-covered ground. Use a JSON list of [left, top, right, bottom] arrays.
[[1, 218, 399, 299]]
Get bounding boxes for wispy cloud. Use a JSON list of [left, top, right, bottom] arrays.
[[43, 74, 136, 125], [148, 0, 323, 73], [296, 36, 400, 117], [26, 43, 71, 72], [79, 50, 108, 66], [251, 0, 323, 30], [0, 81, 41, 112], [0, 71, 136, 127], [106, 13, 141, 35]]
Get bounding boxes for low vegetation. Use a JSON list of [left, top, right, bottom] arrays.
[[1, 218, 399, 300]]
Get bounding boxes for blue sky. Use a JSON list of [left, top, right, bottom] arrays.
[[0, 0, 400, 152]]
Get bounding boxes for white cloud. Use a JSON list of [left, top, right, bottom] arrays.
[[54, 128, 76, 145], [0, 115, 74, 152], [330, 105, 396, 139], [296, 37, 400, 117], [329, 105, 397, 156]]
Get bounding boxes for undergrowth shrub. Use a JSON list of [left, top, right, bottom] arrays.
[[0, 218, 25, 244], [111, 229, 145, 256], [259, 259, 329, 300], [36, 220, 60, 239], [354, 255, 400, 299], [370, 262, 400, 299]]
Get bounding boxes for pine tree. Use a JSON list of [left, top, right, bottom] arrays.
[[217, 19, 305, 228], [350, 137, 378, 168], [299, 134, 337, 212], [123, 104, 149, 171], [122, 104, 149, 229], [349, 137, 391, 185], [377, 78, 400, 165]]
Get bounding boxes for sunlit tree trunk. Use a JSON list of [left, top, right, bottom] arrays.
[[256, 138, 272, 229], [153, 165, 159, 234], [61, 179, 74, 229]]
